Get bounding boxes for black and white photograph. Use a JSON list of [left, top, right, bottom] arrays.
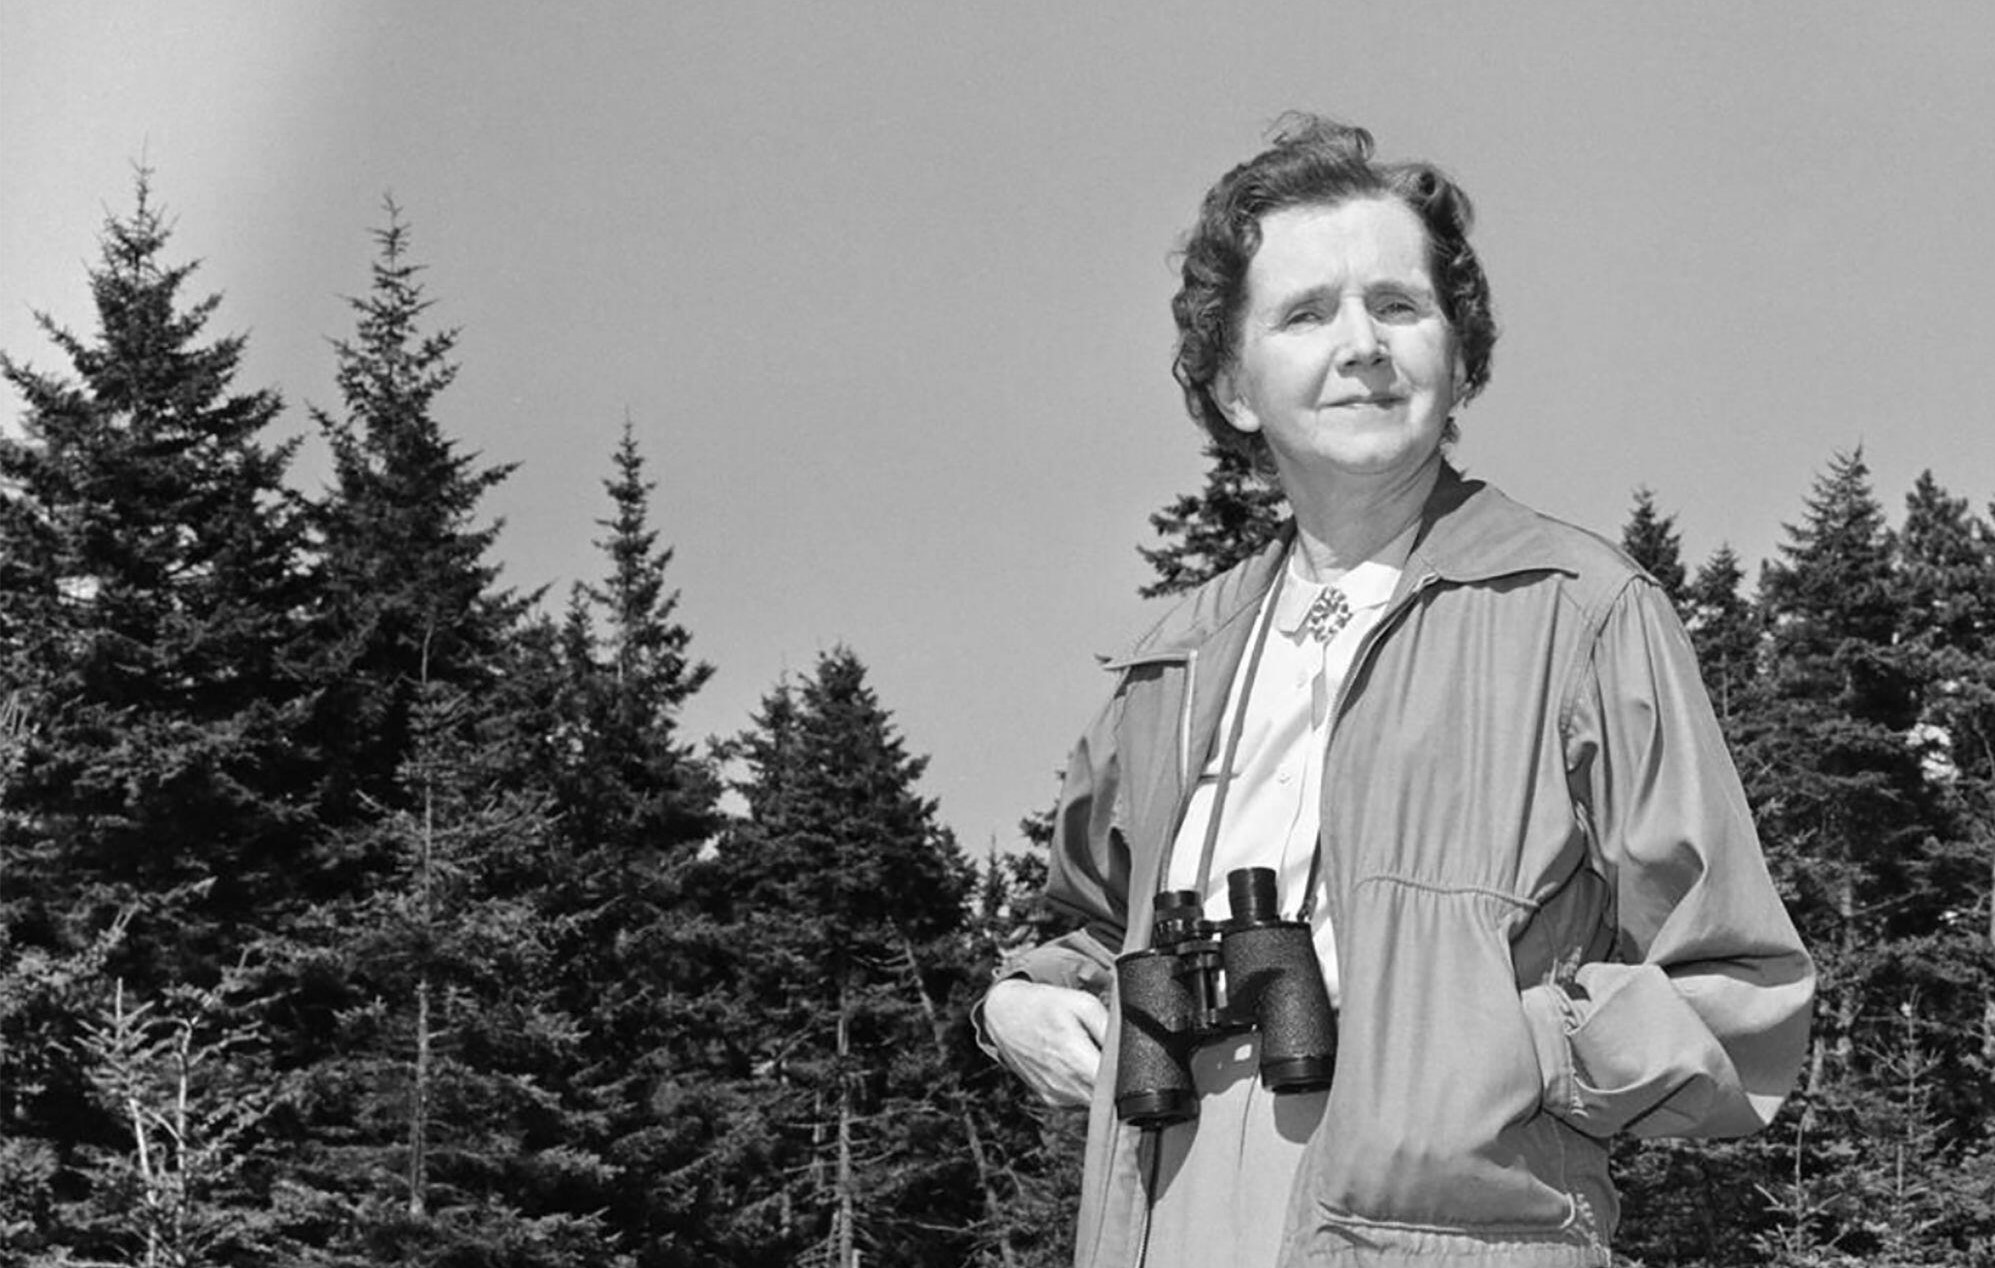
[[3, 5, 1992, 1265]]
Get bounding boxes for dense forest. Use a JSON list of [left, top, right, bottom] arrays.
[[1, 181, 1990, 1267]]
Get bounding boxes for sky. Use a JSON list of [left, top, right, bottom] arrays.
[[5, 2, 1994, 858]]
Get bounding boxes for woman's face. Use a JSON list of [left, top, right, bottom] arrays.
[[1218, 197, 1461, 493]]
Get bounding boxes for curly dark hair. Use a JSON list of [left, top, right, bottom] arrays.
[[1171, 115, 1497, 471]]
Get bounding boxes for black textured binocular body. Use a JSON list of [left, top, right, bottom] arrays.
[[1112, 867, 1338, 1127]]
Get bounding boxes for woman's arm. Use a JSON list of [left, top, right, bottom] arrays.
[[1527, 577, 1815, 1139]]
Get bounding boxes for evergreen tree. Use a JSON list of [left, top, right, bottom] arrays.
[[513, 425, 729, 1263], [1750, 451, 1904, 1074], [1741, 451, 1960, 1260], [1842, 1000, 1993, 1265], [272, 670, 617, 1268], [54, 968, 280, 1266], [263, 202, 605, 1265], [1620, 485, 1688, 610], [0, 905, 131, 1258], [300, 199, 522, 846], [711, 650, 990, 1268], [1898, 473, 1990, 655], [1683, 544, 1759, 725], [554, 421, 720, 865], [0, 171, 310, 983], [0, 177, 311, 1249], [1139, 445, 1287, 598], [1892, 473, 1994, 1128]]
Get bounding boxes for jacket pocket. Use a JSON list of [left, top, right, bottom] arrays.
[[1300, 878, 1590, 1234]]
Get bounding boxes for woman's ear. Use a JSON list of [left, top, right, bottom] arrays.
[[1215, 367, 1260, 435]]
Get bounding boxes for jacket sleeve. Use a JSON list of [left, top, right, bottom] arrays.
[[1523, 577, 1814, 1140], [994, 684, 1131, 998]]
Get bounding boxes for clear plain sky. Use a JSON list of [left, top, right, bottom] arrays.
[[5, 3, 1993, 857]]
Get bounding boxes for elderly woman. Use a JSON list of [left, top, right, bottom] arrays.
[[980, 117, 1813, 1268]]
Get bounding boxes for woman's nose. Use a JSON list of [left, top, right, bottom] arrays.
[[1332, 305, 1386, 368]]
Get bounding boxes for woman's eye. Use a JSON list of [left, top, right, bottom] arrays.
[[1373, 295, 1419, 320]]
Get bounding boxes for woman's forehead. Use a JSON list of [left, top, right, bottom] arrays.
[[1247, 199, 1435, 298]]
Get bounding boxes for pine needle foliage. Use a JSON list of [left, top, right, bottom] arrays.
[[0, 171, 311, 987], [301, 200, 524, 845], [1620, 485, 1689, 611], [711, 648, 985, 1268], [1139, 444, 1287, 598]]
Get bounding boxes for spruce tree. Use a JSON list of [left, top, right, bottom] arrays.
[[1620, 486, 1688, 610], [0, 171, 310, 983], [1683, 544, 1759, 724], [1892, 474, 1994, 1154], [712, 650, 988, 1268], [0, 177, 310, 1247], [515, 425, 728, 1261], [1139, 445, 1287, 598], [558, 421, 719, 863], [1751, 451, 1908, 1074], [273, 670, 617, 1268], [262, 202, 607, 1265], [54, 968, 279, 1265], [300, 199, 521, 846], [1743, 451, 1959, 1260]]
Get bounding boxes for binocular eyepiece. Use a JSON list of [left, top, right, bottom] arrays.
[[1112, 867, 1337, 1126]]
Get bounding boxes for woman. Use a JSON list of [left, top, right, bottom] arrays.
[[981, 116, 1813, 1267]]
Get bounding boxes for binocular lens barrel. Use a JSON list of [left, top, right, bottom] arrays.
[[1113, 867, 1338, 1124], [1113, 947, 1202, 1125], [1220, 920, 1337, 1092]]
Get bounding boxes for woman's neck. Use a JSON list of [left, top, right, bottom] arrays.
[[1284, 454, 1440, 584]]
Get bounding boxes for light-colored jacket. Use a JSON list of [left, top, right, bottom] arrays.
[[1002, 467, 1814, 1267]]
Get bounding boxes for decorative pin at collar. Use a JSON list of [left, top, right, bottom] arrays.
[[1301, 587, 1352, 643]]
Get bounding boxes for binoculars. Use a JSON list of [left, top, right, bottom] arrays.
[[1113, 867, 1338, 1126]]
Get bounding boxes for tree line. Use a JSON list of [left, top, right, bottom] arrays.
[[3, 177, 1991, 1267], [1, 178, 1080, 1268]]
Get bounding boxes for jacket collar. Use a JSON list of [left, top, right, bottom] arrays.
[[1404, 462, 1578, 587], [1119, 462, 1575, 662]]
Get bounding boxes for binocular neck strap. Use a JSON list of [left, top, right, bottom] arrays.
[[1184, 559, 1326, 924]]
